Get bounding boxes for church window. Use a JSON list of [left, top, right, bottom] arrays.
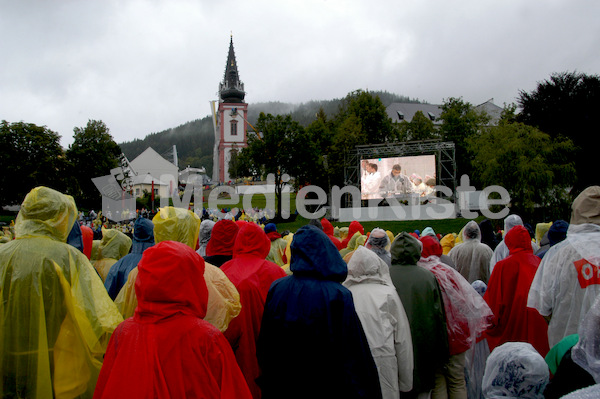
[[231, 120, 238, 136]]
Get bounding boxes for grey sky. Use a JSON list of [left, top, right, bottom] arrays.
[[2, 0, 599, 148]]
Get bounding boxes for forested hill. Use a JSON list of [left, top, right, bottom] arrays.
[[118, 91, 420, 177]]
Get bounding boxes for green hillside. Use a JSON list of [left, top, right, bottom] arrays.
[[118, 91, 421, 176]]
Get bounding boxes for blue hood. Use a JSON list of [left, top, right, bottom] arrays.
[[67, 221, 84, 253], [132, 217, 155, 254], [290, 224, 347, 282]]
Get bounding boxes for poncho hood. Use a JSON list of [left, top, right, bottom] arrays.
[[15, 186, 77, 242], [505, 225, 533, 255], [206, 219, 239, 256], [390, 231, 422, 265], [135, 240, 208, 323], [290, 224, 348, 282], [131, 217, 154, 254], [98, 228, 132, 260], [463, 220, 483, 242], [420, 235, 443, 258], [570, 186, 600, 225], [233, 222, 271, 259], [198, 219, 216, 245], [503, 214, 524, 237], [153, 207, 200, 249], [344, 245, 390, 286], [321, 218, 335, 236]]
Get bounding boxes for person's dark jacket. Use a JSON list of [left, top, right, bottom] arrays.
[[256, 225, 382, 399]]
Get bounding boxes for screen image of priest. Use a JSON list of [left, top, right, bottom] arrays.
[[360, 154, 436, 200]]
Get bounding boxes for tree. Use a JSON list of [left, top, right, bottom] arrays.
[[397, 110, 439, 141], [518, 71, 600, 191], [66, 120, 121, 209], [439, 97, 490, 180], [468, 120, 576, 220], [0, 121, 67, 206], [235, 113, 318, 219]]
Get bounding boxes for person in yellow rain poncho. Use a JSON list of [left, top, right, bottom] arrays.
[[115, 206, 241, 332], [0, 186, 123, 399], [93, 228, 132, 282], [339, 231, 367, 259], [280, 232, 294, 275]]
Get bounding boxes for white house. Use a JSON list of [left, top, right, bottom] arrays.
[[129, 147, 178, 198], [131, 173, 169, 199]]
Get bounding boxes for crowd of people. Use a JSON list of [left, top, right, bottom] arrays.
[[2, 185, 600, 398]]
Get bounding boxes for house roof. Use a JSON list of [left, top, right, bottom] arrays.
[[386, 99, 503, 125], [130, 147, 177, 173], [386, 103, 443, 124]]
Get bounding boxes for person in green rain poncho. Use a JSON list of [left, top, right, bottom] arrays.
[[0, 186, 123, 399], [93, 227, 132, 282]]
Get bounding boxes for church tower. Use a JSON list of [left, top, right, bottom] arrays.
[[212, 35, 248, 183]]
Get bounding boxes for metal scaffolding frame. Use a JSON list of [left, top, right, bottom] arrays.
[[343, 140, 456, 207]]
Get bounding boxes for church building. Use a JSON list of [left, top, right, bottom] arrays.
[[212, 36, 248, 183]]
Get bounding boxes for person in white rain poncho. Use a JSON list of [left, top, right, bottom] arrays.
[[527, 186, 600, 348], [343, 246, 414, 399], [448, 221, 493, 284], [196, 219, 215, 257], [482, 342, 549, 399], [489, 214, 539, 274]]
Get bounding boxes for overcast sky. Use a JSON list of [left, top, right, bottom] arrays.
[[2, 0, 599, 148]]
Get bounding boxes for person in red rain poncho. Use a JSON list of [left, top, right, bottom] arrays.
[[221, 222, 287, 398], [484, 224, 550, 357], [94, 240, 252, 399], [321, 217, 344, 250], [80, 224, 94, 259], [341, 220, 365, 249], [419, 235, 494, 399], [204, 219, 239, 267]]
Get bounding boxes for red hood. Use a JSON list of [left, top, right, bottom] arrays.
[[420, 235, 443, 258], [233, 222, 271, 259], [505, 224, 533, 255], [134, 241, 207, 323], [205, 219, 239, 257], [321, 218, 334, 236], [348, 220, 364, 237], [80, 225, 94, 260]]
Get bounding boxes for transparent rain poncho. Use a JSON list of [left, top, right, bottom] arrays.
[[482, 342, 549, 398], [418, 235, 493, 354], [114, 207, 241, 332], [196, 219, 216, 257], [448, 221, 493, 284], [572, 293, 600, 383], [366, 228, 392, 267], [0, 186, 123, 398], [528, 223, 600, 347]]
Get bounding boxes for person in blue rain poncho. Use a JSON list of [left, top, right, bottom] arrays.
[[256, 224, 382, 399], [104, 217, 155, 300]]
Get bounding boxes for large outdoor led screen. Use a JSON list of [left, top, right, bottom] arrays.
[[360, 154, 436, 200]]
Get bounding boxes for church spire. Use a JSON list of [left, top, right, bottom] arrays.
[[219, 35, 245, 103]]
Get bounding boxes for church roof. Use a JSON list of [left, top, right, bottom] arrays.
[[219, 36, 245, 103]]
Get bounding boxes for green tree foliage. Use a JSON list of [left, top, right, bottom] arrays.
[[439, 97, 491, 180], [235, 113, 318, 218], [469, 121, 576, 220], [0, 121, 67, 205], [66, 120, 121, 209], [517, 71, 600, 191], [397, 110, 440, 141]]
